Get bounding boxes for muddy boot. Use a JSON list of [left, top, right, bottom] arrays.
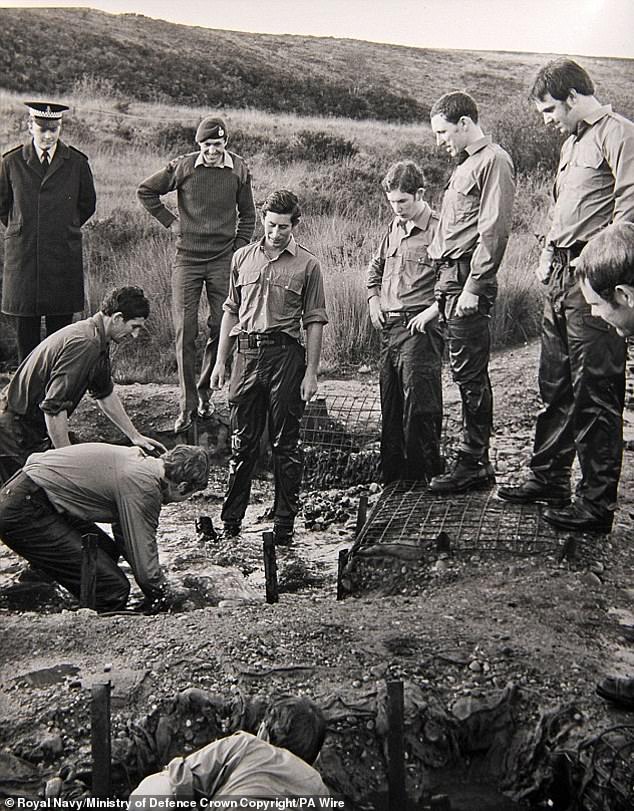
[[429, 452, 495, 494]]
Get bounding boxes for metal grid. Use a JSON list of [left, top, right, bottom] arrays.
[[301, 393, 382, 489], [576, 725, 634, 811], [353, 480, 563, 557]]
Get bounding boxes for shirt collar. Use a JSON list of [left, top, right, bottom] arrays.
[[259, 235, 298, 257], [397, 202, 432, 235], [90, 312, 109, 348], [33, 141, 57, 162], [575, 104, 612, 138], [465, 134, 492, 156], [194, 150, 234, 169]]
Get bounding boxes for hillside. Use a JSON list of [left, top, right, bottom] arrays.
[[0, 7, 632, 123]]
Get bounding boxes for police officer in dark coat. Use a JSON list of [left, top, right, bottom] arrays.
[[0, 102, 97, 362]]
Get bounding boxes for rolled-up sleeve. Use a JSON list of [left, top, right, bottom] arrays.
[[302, 260, 328, 327], [367, 230, 388, 298]]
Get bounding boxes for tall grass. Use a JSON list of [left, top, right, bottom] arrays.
[[0, 88, 553, 377]]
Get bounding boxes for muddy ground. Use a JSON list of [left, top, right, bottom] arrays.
[[1, 342, 634, 810]]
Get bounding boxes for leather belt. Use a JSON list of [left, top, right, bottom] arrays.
[[237, 332, 296, 349]]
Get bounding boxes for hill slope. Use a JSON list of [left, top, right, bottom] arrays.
[[1, 7, 632, 122]]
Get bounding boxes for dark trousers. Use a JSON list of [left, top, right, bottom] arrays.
[[380, 320, 444, 482], [221, 342, 306, 530], [0, 472, 130, 611], [14, 314, 73, 363], [0, 402, 49, 485], [172, 255, 232, 412], [530, 262, 626, 517], [439, 293, 493, 459]]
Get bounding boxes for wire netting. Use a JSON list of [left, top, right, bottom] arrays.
[[575, 725, 634, 811], [353, 481, 564, 557], [301, 393, 382, 489]]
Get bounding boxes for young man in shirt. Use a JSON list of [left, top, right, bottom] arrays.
[[427, 91, 515, 493], [0, 101, 97, 362], [0, 286, 165, 484], [0, 443, 209, 612], [577, 223, 634, 338], [210, 190, 328, 545], [137, 116, 256, 433], [367, 160, 443, 483], [498, 60, 634, 533], [129, 695, 329, 800]]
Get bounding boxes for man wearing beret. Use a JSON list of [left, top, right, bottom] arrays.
[[0, 102, 97, 363], [137, 117, 256, 433]]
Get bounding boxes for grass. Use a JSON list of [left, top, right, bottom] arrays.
[[0, 87, 553, 377]]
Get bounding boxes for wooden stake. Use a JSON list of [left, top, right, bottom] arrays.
[[386, 679, 406, 811], [91, 682, 112, 798], [263, 531, 278, 604], [355, 494, 368, 536], [336, 548, 349, 601], [80, 533, 98, 610]]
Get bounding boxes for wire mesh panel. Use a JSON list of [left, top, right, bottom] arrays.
[[353, 481, 565, 557], [301, 393, 382, 489], [576, 725, 634, 811]]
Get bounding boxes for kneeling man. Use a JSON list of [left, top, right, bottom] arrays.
[[0, 443, 209, 612]]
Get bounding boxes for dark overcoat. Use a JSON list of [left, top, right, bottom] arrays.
[[0, 139, 96, 316]]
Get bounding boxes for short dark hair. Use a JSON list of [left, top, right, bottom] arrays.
[[430, 91, 479, 124], [261, 695, 326, 765], [162, 445, 209, 494], [261, 190, 302, 225], [576, 224, 634, 303], [381, 161, 425, 196], [100, 286, 150, 320], [530, 58, 595, 101]]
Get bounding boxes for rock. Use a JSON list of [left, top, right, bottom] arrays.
[[581, 571, 602, 588], [468, 660, 482, 673]]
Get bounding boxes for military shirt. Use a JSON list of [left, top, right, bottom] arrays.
[[3, 313, 113, 434], [428, 136, 515, 297], [24, 444, 167, 600], [367, 203, 438, 311], [224, 236, 328, 340], [547, 105, 634, 248]]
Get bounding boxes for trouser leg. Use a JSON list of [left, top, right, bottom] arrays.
[[172, 264, 205, 413], [14, 316, 41, 363], [267, 343, 306, 530], [566, 284, 626, 516], [530, 292, 578, 488], [399, 322, 444, 480], [221, 351, 267, 525], [44, 313, 73, 339], [444, 300, 492, 459], [379, 329, 405, 483], [0, 473, 130, 611], [198, 254, 232, 398]]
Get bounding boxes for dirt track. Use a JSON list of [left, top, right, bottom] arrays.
[[1, 341, 634, 809]]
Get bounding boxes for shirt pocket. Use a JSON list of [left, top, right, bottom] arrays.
[[451, 175, 479, 223], [237, 266, 261, 290], [270, 268, 304, 320], [566, 146, 607, 194], [401, 247, 434, 285]]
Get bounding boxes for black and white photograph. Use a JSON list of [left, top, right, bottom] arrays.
[[0, 0, 633, 807]]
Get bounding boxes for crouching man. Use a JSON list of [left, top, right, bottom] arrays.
[[129, 695, 330, 801], [0, 443, 209, 612], [211, 190, 328, 545]]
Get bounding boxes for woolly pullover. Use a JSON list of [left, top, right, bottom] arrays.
[[137, 151, 256, 264]]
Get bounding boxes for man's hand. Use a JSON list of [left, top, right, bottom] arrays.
[[536, 245, 555, 284], [408, 303, 439, 335], [300, 370, 318, 402], [455, 290, 479, 318], [368, 296, 385, 330], [131, 435, 167, 455], [210, 362, 226, 390]]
